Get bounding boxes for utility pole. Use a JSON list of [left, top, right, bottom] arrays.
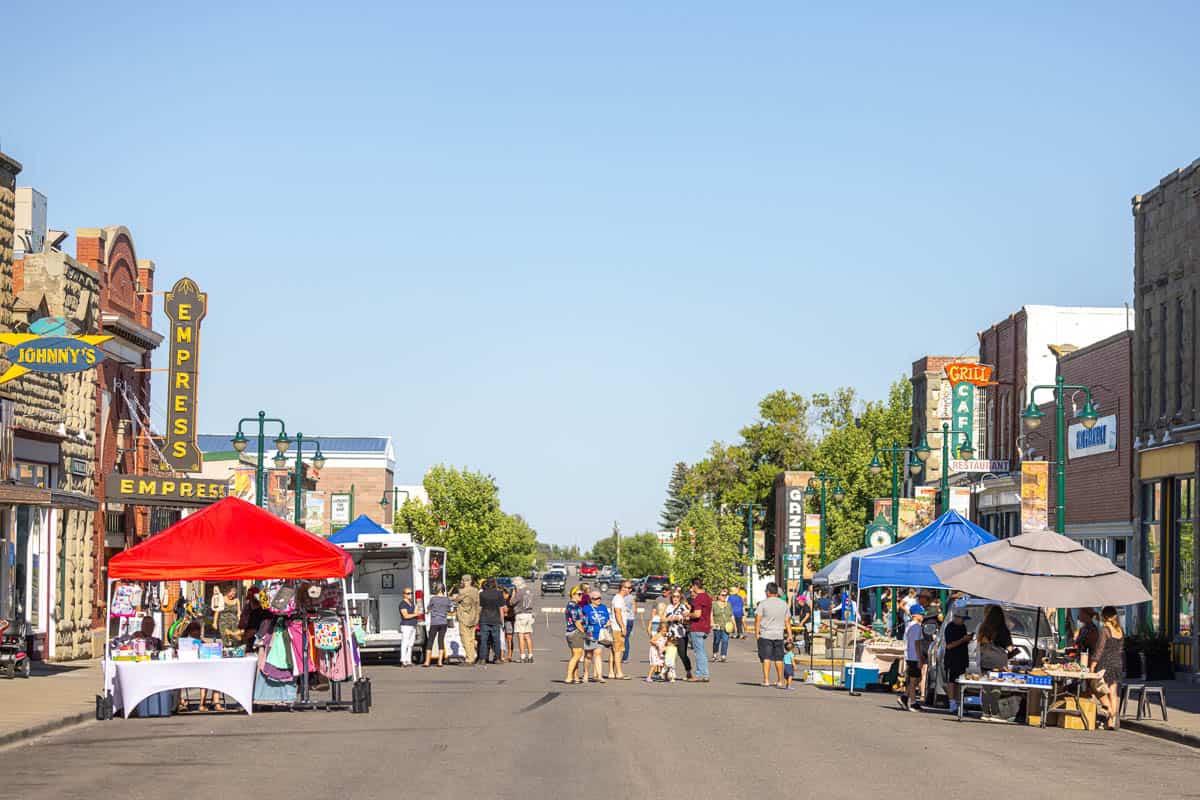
[[613, 520, 621, 571]]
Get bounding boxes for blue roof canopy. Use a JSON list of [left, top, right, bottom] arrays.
[[328, 514, 391, 544], [811, 546, 875, 587], [848, 510, 996, 590]]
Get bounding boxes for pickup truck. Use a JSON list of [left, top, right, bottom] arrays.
[[579, 562, 599, 579]]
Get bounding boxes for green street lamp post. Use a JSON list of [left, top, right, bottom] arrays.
[[231, 411, 291, 507], [379, 487, 412, 533], [274, 433, 326, 527], [914, 422, 976, 515], [734, 502, 766, 607], [805, 474, 845, 569], [1021, 374, 1099, 533], [869, 443, 924, 631]]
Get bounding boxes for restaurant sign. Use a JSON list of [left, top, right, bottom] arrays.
[[163, 278, 207, 472], [0, 333, 111, 385], [106, 474, 228, 508], [949, 459, 1011, 473], [944, 363, 994, 460]]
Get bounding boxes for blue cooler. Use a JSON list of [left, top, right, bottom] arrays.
[[132, 690, 178, 718], [843, 665, 879, 691]]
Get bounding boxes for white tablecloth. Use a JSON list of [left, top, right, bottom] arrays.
[[111, 657, 259, 718]]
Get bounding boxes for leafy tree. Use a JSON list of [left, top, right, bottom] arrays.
[[659, 462, 692, 530], [399, 465, 538, 580], [671, 505, 747, 595], [587, 531, 672, 578]]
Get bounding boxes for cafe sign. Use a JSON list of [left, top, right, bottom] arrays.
[[0, 333, 111, 385], [944, 363, 994, 460], [106, 474, 228, 508], [163, 278, 207, 472]]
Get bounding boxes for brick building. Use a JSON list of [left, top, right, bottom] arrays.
[[197, 435, 396, 535], [974, 305, 1132, 538], [1131, 157, 1200, 670], [1031, 332, 1135, 572], [911, 354, 984, 501], [74, 226, 164, 629]]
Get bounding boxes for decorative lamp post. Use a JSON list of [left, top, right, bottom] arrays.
[[379, 487, 412, 533], [870, 443, 924, 631], [915, 422, 975, 515], [734, 502, 766, 606], [805, 474, 844, 570], [277, 433, 326, 527], [232, 411, 290, 507]]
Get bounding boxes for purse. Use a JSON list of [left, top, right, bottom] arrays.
[[724, 620, 734, 635], [599, 627, 614, 644]]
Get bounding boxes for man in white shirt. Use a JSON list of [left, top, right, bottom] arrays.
[[613, 581, 637, 666], [900, 604, 926, 712]]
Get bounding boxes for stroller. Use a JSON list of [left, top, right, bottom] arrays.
[[0, 618, 32, 678]]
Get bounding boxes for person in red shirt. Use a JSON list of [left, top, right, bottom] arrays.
[[687, 577, 712, 682]]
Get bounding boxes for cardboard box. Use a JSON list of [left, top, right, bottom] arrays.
[[1053, 696, 1097, 730]]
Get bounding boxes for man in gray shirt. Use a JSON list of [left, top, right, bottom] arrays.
[[754, 582, 792, 688]]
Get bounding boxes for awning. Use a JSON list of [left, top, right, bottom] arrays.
[[0, 483, 52, 505]]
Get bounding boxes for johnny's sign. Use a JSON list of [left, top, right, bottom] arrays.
[[106, 474, 227, 508], [163, 278, 206, 472], [0, 334, 111, 385]]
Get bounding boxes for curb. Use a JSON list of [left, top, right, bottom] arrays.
[[1123, 719, 1200, 749], [0, 711, 93, 749]]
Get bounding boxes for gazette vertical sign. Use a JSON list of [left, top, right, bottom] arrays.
[[162, 278, 206, 472]]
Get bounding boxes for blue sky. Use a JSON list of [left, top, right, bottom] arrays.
[[6, 2, 1199, 547]]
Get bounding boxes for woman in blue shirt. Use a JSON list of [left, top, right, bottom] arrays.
[[564, 586, 587, 684], [583, 591, 611, 683]]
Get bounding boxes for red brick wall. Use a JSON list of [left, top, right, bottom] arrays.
[[316, 466, 393, 530], [979, 309, 1028, 464], [1035, 332, 1133, 526]]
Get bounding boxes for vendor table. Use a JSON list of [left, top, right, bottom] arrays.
[[110, 657, 259, 718], [956, 671, 1101, 730]]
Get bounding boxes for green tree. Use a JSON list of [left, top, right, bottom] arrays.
[[808, 379, 912, 562], [671, 505, 747, 595], [586, 531, 672, 578], [399, 465, 538, 580], [659, 461, 692, 530]]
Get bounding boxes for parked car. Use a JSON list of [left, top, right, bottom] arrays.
[[925, 599, 1058, 708], [597, 571, 626, 593], [637, 575, 670, 602], [549, 562, 565, 573], [526, 568, 539, 581], [579, 561, 599, 579], [540, 570, 567, 596], [598, 565, 615, 579]]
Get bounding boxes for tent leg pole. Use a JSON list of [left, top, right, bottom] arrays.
[[1033, 608, 1041, 668]]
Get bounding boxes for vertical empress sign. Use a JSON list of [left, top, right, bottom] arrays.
[[163, 277, 207, 472]]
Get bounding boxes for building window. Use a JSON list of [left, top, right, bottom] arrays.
[[1177, 298, 1185, 415], [14, 461, 50, 488], [1143, 480, 1163, 632], [1177, 477, 1195, 639]]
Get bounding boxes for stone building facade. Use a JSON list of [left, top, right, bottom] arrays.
[[910, 354, 984, 496], [1131, 157, 1200, 671]]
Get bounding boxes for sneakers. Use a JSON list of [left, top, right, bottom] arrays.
[[910, 701, 922, 712], [897, 696, 910, 710]]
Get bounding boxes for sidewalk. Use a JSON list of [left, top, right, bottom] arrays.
[[1120, 678, 1200, 747], [0, 659, 100, 747]]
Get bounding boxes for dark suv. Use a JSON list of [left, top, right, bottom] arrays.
[[637, 575, 670, 601], [540, 570, 567, 596]]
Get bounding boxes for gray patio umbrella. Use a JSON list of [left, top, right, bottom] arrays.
[[931, 528, 1151, 608]]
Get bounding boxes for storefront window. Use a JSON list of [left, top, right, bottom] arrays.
[[1177, 478, 1195, 638], [15, 461, 50, 488], [1143, 481, 1163, 633]]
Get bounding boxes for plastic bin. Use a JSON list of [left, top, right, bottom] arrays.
[[132, 690, 178, 718]]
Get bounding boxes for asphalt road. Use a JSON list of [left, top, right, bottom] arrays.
[[4, 619, 1198, 800]]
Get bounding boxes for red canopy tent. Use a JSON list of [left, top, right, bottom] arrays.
[[109, 496, 353, 580]]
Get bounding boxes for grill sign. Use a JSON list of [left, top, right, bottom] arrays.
[[0, 334, 111, 384], [944, 363, 995, 386], [163, 278, 207, 472]]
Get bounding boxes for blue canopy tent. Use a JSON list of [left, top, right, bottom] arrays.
[[328, 514, 390, 544], [841, 511, 995, 694], [812, 546, 874, 588], [848, 510, 996, 590]]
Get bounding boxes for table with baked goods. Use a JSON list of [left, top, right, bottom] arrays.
[[956, 666, 1103, 729]]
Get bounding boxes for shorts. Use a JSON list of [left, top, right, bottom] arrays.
[[757, 637, 785, 662], [566, 631, 586, 650], [503, 620, 514, 634], [946, 660, 967, 685], [514, 613, 535, 634], [783, 665, 794, 679], [906, 659, 922, 679]]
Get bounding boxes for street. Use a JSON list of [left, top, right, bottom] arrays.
[[4, 624, 1196, 799]]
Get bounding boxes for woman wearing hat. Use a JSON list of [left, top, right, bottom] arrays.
[[564, 586, 588, 684]]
